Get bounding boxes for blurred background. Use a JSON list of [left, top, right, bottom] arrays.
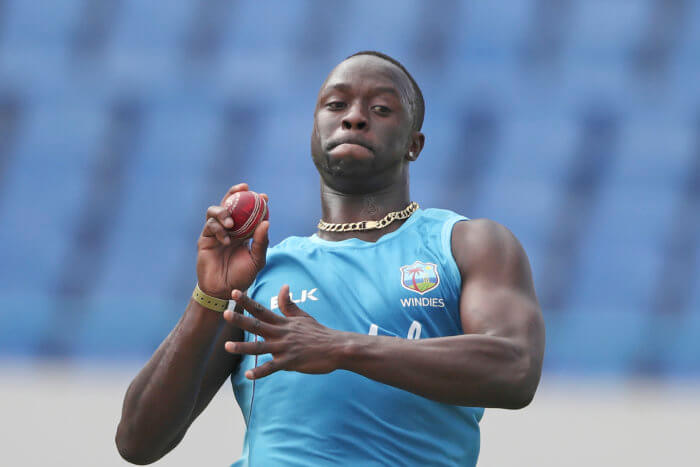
[[1, 0, 699, 465]]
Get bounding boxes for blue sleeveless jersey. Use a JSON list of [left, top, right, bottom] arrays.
[[231, 208, 484, 466]]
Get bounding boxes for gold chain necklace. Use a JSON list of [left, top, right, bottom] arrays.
[[317, 201, 419, 232]]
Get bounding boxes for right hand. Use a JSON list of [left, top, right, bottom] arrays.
[[196, 183, 270, 299]]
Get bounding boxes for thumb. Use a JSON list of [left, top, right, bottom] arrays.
[[278, 284, 303, 317], [250, 221, 270, 271]]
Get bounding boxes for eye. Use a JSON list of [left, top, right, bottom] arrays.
[[326, 101, 346, 110], [371, 105, 391, 115]]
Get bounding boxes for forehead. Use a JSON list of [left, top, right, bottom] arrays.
[[319, 55, 411, 99]]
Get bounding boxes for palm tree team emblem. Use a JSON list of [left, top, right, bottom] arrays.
[[400, 261, 440, 295]]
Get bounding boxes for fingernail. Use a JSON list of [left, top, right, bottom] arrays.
[[245, 370, 254, 379], [232, 289, 242, 299], [224, 218, 233, 228]]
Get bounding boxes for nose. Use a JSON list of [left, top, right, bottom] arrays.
[[341, 102, 367, 130]]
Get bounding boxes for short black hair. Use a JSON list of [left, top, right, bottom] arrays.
[[346, 51, 425, 132]]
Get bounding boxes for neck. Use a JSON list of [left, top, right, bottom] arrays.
[[317, 178, 412, 242]]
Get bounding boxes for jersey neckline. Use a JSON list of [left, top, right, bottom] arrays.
[[308, 208, 424, 248]]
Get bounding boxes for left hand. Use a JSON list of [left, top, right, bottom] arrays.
[[223, 285, 342, 380]]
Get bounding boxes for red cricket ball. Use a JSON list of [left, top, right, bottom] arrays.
[[224, 191, 269, 239]]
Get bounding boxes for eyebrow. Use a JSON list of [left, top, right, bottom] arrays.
[[325, 83, 401, 98], [372, 86, 402, 98]]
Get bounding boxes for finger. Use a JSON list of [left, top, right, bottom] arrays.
[[277, 284, 304, 317], [245, 359, 281, 380], [222, 302, 244, 329], [224, 340, 281, 355], [220, 183, 249, 205], [223, 308, 279, 337], [231, 289, 283, 324], [259, 193, 269, 203], [202, 217, 230, 245], [206, 205, 234, 230], [250, 221, 270, 270]]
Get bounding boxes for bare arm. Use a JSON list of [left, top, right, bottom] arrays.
[[335, 219, 544, 407], [115, 184, 269, 464], [115, 301, 241, 464], [224, 218, 545, 409]]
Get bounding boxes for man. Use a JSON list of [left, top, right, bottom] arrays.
[[116, 51, 545, 466]]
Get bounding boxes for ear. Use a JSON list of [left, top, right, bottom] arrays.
[[406, 132, 425, 162]]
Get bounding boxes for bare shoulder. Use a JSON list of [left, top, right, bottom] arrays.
[[451, 218, 534, 289]]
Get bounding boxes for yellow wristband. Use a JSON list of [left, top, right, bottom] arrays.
[[192, 284, 229, 312]]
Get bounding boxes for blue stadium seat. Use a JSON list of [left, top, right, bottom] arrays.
[[112, 0, 191, 53], [566, 0, 650, 60], [544, 304, 652, 376], [0, 105, 103, 294], [1, 0, 83, 48], [93, 104, 219, 298]]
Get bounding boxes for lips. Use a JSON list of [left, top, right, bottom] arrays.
[[327, 138, 373, 152]]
